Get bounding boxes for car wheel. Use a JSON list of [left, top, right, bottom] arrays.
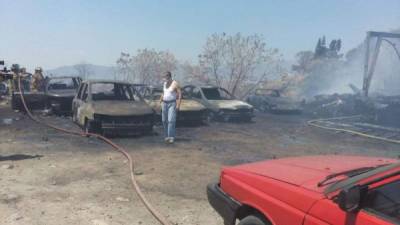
[[84, 119, 100, 134], [243, 116, 252, 122], [206, 111, 215, 123], [260, 104, 270, 113], [238, 215, 270, 225], [11, 96, 17, 110], [72, 110, 78, 123]]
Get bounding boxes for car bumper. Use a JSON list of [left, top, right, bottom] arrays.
[[101, 122, 153, 129], [94, 114, 154, 135], [48, 98, 74, 114], [219, 111, 254, 121], [177, 110, 207, 122], [270, 105, 302, 113], [207, 183, 241, 225]]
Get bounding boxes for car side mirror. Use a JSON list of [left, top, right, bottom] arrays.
[[338, 185, 362, 212]]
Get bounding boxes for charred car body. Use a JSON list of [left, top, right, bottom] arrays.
[[72, 80, 154, 136], [0, 82, 8, 96], [246, 88, 303, 114], [45, 76, 82, 114], [142, 86, 207, 124], [11, 76, 81, 114], [10, 73, 47, 111], [183, 85, 254, 122]]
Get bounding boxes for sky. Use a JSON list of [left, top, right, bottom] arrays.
[[1, 0, 399, 71]]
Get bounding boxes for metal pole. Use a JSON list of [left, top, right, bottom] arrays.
[[363, 33, 371, 97]]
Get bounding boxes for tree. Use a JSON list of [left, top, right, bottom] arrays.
[[116, 52, 133, 81], [74, 62, 93, 80], [116, 49, 177, 85], [292, 51, 314, 73], [190, 33, 280, 98]]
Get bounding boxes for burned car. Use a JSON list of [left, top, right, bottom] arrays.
[[0, 82, 8, 96], [183, 85, 254, 122], [246, 88, 303, 114], [72, 80, 154, 136], [11, 73, 47, 111], [142, 86, 207, 124], [45, 76, 82, 114]]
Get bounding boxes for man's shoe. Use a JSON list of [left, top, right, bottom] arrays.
[[168, 138, 174, 144], [164, 137, 170, 143]]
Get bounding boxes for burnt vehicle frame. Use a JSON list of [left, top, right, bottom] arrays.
[[10, 73, 47, 111], [72, 80, 154, 136], [183, 85, 254, 122], [246, 88, 303, 114], [45, 76, 82, 115]]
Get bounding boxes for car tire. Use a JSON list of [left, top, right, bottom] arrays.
[[243, 116, 252, 122], [206, 111, 215, 123], [72, 110, 78, 123], [84, 119, 100, 134], [11, 96, 17, 110], [238, 215, 270, 225]]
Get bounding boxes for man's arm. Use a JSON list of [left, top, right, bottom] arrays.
[[175, 82, 182, 110], [159, 93, 164, 104]]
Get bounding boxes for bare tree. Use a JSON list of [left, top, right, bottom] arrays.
[[74, 62, 93, 80], [182, 61, 210, 85], [292, 51, 314, 73], [116, 52, 134, 81], [116, 49, 177, 85], [191, 33, 280, 98]]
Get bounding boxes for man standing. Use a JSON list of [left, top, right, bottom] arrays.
[[160, 71, 181, 143]]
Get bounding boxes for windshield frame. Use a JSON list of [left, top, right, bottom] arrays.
[[89, 82, 142, 102], [201, 87, 234, 100], [324, 162, 400, 196], [46, 77, 80, 91]]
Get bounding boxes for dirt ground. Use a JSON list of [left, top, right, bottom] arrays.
[[0, 100, 399, 225]]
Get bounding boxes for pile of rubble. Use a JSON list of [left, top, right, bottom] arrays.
[[304, 92, 400, 128]]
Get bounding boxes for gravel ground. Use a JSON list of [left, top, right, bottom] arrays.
[[0, 101, 399, 225]]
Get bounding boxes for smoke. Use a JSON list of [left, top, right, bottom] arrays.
[[295, 29, 400, 98]]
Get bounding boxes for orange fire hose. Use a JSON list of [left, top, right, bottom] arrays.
[[17, 76, 172, 225]]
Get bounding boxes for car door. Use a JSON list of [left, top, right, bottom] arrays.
[[73, 83, 88, 125], [304, 179, 400, 225], [72, 83, 84, 117]]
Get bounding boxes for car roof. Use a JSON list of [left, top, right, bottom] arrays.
[[183, 84, 219, 89], [256, 88, 279, 91], [82, 79, 133, 85], [49, 76, 80, 79]]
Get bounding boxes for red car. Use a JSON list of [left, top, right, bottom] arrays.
[[207, 155, 400, 225]]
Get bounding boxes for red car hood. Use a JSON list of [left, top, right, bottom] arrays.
[[233, 155, 397, 192]]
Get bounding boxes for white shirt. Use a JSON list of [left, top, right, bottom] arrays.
[[163, 81, 177, 101]]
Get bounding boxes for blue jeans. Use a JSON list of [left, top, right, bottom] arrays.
[[162, 101, 177, 139]]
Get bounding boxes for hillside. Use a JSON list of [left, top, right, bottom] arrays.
[[46, 64, 116, 80]]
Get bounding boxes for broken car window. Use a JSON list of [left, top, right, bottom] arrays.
[[82, 84, 88, 101], [152, 90, 163, 100], [202, 88, 233, 100], [91, 83, 136, 101], [256, 89, 280, 97], [48, 78, 78, 90]]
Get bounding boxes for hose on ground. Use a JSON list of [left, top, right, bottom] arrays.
[[17, 76, 172, 225], [307, 115, 400, 144]]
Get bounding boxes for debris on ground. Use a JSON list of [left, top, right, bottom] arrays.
[[1, 164, 14, 169]]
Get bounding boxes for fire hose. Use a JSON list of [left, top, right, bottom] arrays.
[[17, 76, 172, 225], [307, 115, 400, 144]]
